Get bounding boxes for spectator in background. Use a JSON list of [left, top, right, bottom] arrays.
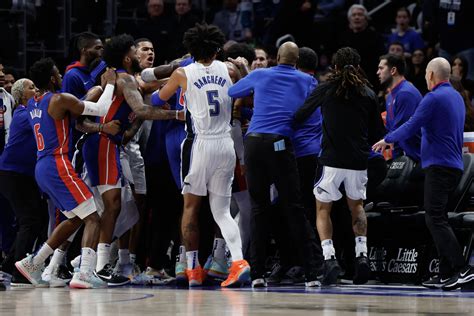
[[423, 0, 474, 80], [451, 55, 474, 99], [407, 49, 428, 95], [388, 42, 405, 58], [251, 47, 268, 70], [3, 67, 17, 94], [213, 0, 252, 42], [0, 60, 15, 153], [387, 7, 424, 57], [337, 4, 385, 88], [135, 0, 172, 65], [168, 0, 201, 59], [450, 77, 474, 132]]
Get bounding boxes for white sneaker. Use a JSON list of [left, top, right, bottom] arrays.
[[70, 255, 81, 272], [70, 270, 107, 289], [42, 264, 68, 288]]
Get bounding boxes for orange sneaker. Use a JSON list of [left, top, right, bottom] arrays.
[[186, 266, 204, 287], [221, 260, 251, 287]]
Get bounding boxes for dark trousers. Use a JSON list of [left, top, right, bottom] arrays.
[[146, 163, 183, 270], [245, 134, 316, 279], [0, 171, 48, 269], [424, 165, 464, 277]]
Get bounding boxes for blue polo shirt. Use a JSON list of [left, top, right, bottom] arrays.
[[385, 82, 465, 170], [385, 79, 422, 161], [228, 64, 317, 138], [388, 29, 424, 54], [61, 61, 91, 98]]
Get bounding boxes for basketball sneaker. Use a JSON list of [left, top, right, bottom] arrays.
[[145, 267, 175, 285], [70, 255, 81, 273], [10, 273, 34, 288], [221, 260, 250, 287], [422, 275, 450, 289], [207, 258, 229, 280], [113, 262, 134, 279], [15, 254, 48, 287], [42, 264, 68, 288], [70, 270, 107, 289], [96, 264, 131, 286], [175, 251, 188, 286], [186, 266, 204, 287], [322, 257, 341, 286], [353, 255, 370, 285], [442, 265, 474, 291]]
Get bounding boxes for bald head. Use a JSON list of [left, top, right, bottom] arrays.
[[277, 42, 299, 66], [425, 57, 451, 91]]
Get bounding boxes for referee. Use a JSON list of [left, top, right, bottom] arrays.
[[228, 42, 319, 288]]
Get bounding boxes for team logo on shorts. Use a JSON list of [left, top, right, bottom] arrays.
[[316, 187, 328, 194]]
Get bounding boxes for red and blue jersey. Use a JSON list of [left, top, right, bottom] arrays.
[[27, 92, 92, 211]]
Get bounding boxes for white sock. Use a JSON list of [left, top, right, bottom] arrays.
[[96, 243, 111, 271], [118, 249, 130, 265], [186, 250, 200, 270], [209, 193, 243, 261], [178, 245, 186, 263], [71, 255, 81, 269], [355, 236, 368, 257], [321, 239, 336, 260], [130, 253, 136, 264], [80, 248, 97, 273], [50, 248, 66, 267], [33, 243, 54, 265], [212, 238, 227, 262]]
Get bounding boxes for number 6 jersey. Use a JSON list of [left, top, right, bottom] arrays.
[[183, 60, 233, 136]]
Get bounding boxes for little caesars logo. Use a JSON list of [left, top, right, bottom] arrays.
[[429, 258, 440, 274], [388, 248, 418, 273]]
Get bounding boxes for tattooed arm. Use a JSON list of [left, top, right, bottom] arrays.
[[118, 74, 177, 120], [122, 118, 143, 146]]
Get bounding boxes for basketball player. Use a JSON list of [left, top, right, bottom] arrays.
[[15, 57, 117, 289], [155, 23, 250, 287], [82, 34, 182, 285]]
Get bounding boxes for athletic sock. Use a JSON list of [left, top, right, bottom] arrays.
[[80, 248, 96, 273], [321, 239, 336, 260], [118, 249, 130, 265], [49, 248, 66, 268], [96, 243, 111, 271], [186, 251, 200, 270], [33, 243, 54, 265], [355, 236, 368, 257]]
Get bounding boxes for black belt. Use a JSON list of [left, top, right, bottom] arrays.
[[247, 132, 288, 141]]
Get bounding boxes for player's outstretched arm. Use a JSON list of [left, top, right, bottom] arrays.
[[119, 74, 177, 120]]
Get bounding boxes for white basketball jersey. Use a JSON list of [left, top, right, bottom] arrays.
[[183, 60, 233, 136]]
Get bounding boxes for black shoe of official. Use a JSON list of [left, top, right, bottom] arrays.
[[266, 264, 285, 285], [421, 275, 450, 289], [442, 266, 474, 291], [322, 257, 341, 286], [96, 264, 130, 286], [280, 266, 305, 285], [58, 264, 73, 283], [353, 256, 370, 285]]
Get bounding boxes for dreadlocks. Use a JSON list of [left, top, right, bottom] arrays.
[[183, 23, 225, 62], [328, 47, 370, 99]]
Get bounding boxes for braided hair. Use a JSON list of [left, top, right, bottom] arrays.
[[328, 47, 370, 99], [183, 23, 225, 62]]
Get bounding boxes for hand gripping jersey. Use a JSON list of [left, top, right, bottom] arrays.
[[27, 93, 92, 212]]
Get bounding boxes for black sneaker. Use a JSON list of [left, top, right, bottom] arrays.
[[266, 264, 285, 285], [96, 264, 131, 286], [10, 273, 34, 288], [322, 257, 341, 286], [353, 256, 370, 285], [442, 266, 474, 291], [421, 275, 450, 289], [57, 264, 73, 283], [280, 266, 305, 285]]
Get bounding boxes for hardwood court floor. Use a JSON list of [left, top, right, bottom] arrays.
[[2, 284, 474, 315]]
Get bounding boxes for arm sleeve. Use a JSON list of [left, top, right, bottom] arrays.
[[81, 84, 115, 117], [385, 94, 433, 143], [228, 71, 257, 98]]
